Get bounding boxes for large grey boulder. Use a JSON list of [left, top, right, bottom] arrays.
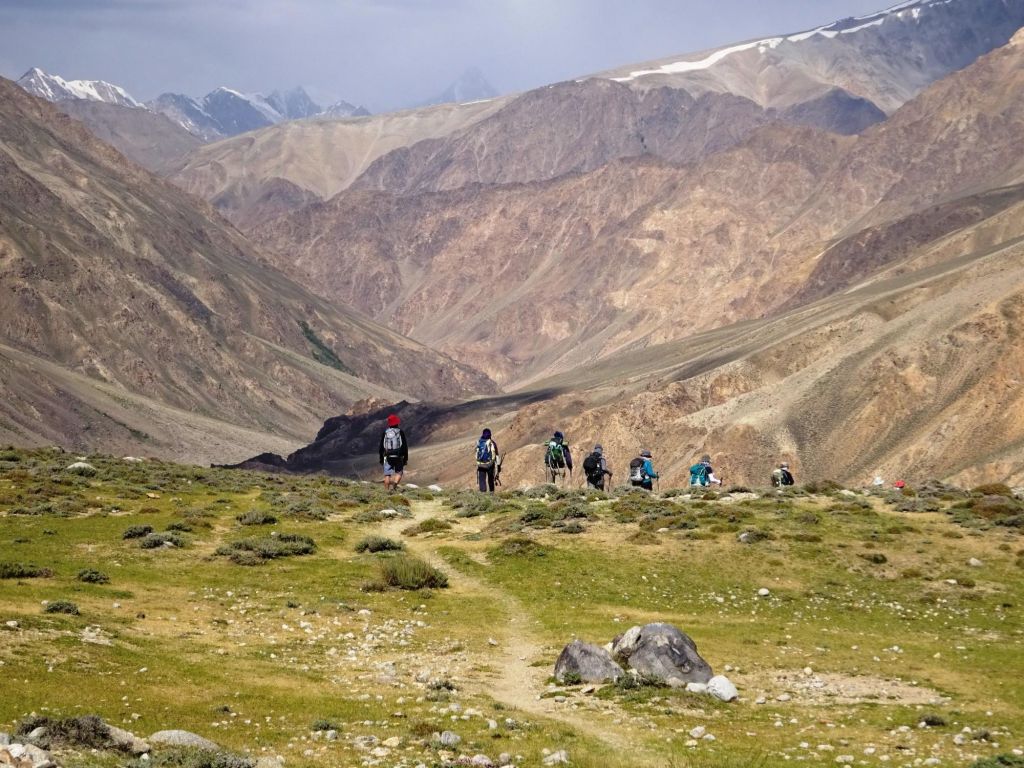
[[149, 730, 219, 751], [554, 640, 624, 683], [612, 623, 713, 687]]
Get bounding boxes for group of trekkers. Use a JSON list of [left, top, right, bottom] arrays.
[[380, 415, 796, 492]]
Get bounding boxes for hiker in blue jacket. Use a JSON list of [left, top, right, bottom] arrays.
[[475, 428, 500, 493], [629, 450, 659, 491]]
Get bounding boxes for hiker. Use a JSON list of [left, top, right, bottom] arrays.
[[689, 454, 722, 487], [476, 428, 500, 493], [378, 414, 408, 492], [628, 449, 659, 491], [771, 462, 795, 488], [544, 431, 573, 485], [583, 444, 613, 491]]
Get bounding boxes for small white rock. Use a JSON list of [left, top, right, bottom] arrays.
[[707, 675, 738, 702], [757, 588, 771, 597]]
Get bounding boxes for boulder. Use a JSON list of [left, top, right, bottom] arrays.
[[254, 758, 284, 768], [612, 623, 713, 687], [543, 751, 570, 765], [438, 731, 461, 747], [106, 725, 149, 755], [66, 462, 97, 476], [707, 675, 739, 702], [554, 640, 624, 683], [149, 730, 219, 751]]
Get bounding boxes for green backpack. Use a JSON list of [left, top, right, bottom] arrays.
[[547, 440, 565, 466]]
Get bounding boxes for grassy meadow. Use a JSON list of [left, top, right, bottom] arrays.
[[1, 447, 1022, 768]]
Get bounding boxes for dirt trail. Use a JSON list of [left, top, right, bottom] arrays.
[[379, 500, 656, 757]]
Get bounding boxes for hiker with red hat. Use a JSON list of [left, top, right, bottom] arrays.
[[379, 414, 409, 492]]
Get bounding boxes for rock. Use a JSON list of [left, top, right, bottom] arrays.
[[689, 726, 706, 739], [382, 737, 401, 748], [757, 588, 771, 597], [543, 751, 569, 765], [554, 640, 624, 683], [611, 623, 713, 687], [66, 461, 97, 476], [0, 734, 9, 747], [149, 730, 220, 751], [123, 457, 144, 463], [685, 682, 708, 694], [404, 483, 420, 489], [470, 755, 494, 767], [737, 530, 771, 544], [353, 735, 378, 750], [707, 675, 738, 702], [380, 509, 400, 518], [254, 758, 284, 768], [107, 725, 150, 755], [6, 744, 54, 768], [839, 489, 857, 497], [25, 729, 46, 744], [439, 731, 461, 747], [968, 557, 983, 567], [428, 485, 443, 492]]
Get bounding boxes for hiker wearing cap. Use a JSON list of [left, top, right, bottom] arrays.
[[582, 444, 613, 491], [771, 462, 795, 488], [689, 454, 722, 487], [544, 431, 573, 485], [379, 414, 408, 492], [628, 450, 659, 491], [475, 428, 500, 493]]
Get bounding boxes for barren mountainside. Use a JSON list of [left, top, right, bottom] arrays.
[[0, 77, 494, 459]]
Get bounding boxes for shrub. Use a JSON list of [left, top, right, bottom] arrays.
[[355, 536, 404, 553], [971, 483, 1014, 498], [77, 569, 109, 584], [0, 562, 53, 579], [128, 746, 255, 768], [628, 530, 660, 545], [377, 555, 448, 590], [122, 525, 153, 540], [140, 532, 185, 549], [311, 719, 338, 732], [802, 479, 843, 494], [403, 518, 453, 536], [556, 521, 585, 534], [16, 715, 114, 750], [216, 533, 316, 565], [45, 600, 80, 615], [236, 510, 278, 526], [166, 521, 194, 533], [492, 537, 546, 558]]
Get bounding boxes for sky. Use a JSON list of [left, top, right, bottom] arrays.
[[0, 0, 899, 112]]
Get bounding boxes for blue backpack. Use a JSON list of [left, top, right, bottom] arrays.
[[476, 438, 495, 467], [689, 463, 710, 486]]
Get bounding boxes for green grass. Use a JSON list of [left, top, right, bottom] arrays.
[[1, 447, 1022, 768]]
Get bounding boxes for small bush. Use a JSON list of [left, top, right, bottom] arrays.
[[557, 521, 585, 534], [802, 479, 843, 494], [16, 715, 114, 750], [492, 537, 546, 557], [377, 555, 448, 590], [122, 524, 154, 540], [166, 521, 194, 532], [237, 510, 278, 526], [128, 746, 255, 768], [140, 532, 185, 549], [628, 530, 660, 545], [0, 562, 53, 579], [311, 718, 338, 732], [403, 518, 453, 536], [45, 600, 80, 615], [971, 483, 1014, 498], [216, 533, 316, 564], [355, 536, 404, 553], [77, 569, 110, 584]]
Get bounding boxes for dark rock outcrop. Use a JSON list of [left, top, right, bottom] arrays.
[[554, 640, 624, 683], [612, 623, 713, 687]]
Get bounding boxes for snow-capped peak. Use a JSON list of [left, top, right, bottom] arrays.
[[17, 67, 140, 108]]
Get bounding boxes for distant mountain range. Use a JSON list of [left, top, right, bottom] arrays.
[[420, 67, 499, 106], [14, 69, 372, 141]]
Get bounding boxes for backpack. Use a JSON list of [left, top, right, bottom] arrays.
[[476, 438, 495, 468], [583, 453, 602, 483], [689, 463, 709, 486], [780, 469, 794, 486], [547, 440, 565, 467], [629, 457, 646, 483], [383, 427, 403, 459]]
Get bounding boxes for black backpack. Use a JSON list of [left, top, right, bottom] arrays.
[[582, 453, 602, 482], [781, 469, 794, 486]]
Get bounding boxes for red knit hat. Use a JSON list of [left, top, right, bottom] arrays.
[[386, 414, 400, 427]]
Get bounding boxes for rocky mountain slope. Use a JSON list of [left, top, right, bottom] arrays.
[[17, 67, 140, 108], [0, 77, 494, 459], [255, 29, 1024, 387]]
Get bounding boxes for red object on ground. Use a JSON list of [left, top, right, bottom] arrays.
[[893, 480, 906, 489]]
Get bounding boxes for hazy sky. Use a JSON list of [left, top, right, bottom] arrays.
[[0, 0, 898, 111]]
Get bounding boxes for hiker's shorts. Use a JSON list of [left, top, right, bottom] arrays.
[[383, 460, 404, 476]]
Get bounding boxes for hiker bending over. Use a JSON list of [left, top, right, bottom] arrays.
[[771, 462, 795, 488], [583, 444, 613, 491], [689, 454, 722, 487], [379, 414, 408, 492], [544, 431, 573, 485], [476, 428, 500, 493], [629, 450, 658, 491]]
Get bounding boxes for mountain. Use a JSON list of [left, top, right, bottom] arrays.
[[16, 67, 140, 108], [322, 99, 372, 118], [253, 25, 1024, 388], [144, 93, 225, 142], [266, 86, 321, 119], [55, 99, 201, 174], [0, 76, 495, 461], [423, 66, 499, 106]]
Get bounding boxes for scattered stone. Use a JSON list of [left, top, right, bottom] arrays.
[[25, 729, 46, 744], [757, 588, 771, 597], [689, 726, 706, 739], [123, 457, 144, 463], [254, 757, 284, 768], [554, 640, 624, 683], [428, 485, 443, 492], [707, 675, 738, 702], [66, 462, 96, 476], [439, 731, 461, 748], [542, 751, 569, 765], [685, 682, 707, 694], [353, 735, 378, 750], [380, 509, 400, 518], [0, 735, 9, 747], [469, 756, 493, 767], [611, 623, 713, 686], [149, 730, 219, 751], [107, 725, 150, 755], [968, 558, 983, 567]]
